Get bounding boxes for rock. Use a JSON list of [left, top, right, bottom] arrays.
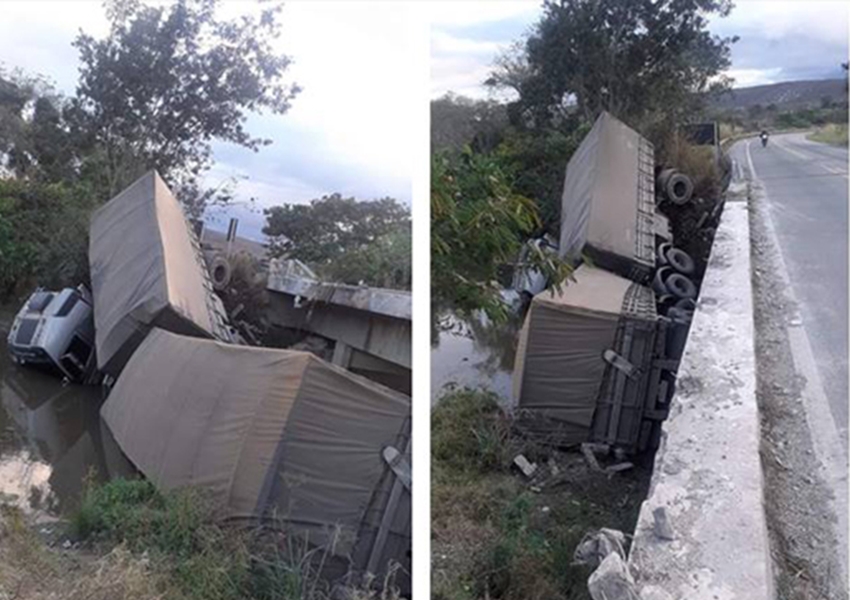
[[574, 528, 627, 567], [513, 454, 537, 478], [588, 552, 640, 600], [653, 507, 675, 540], [605, 462, 634, 476]]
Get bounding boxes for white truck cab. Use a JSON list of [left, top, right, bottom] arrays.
[[7, 285, 96, 382]]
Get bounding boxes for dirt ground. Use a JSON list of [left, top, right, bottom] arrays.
[[749, 184, 847, 600]]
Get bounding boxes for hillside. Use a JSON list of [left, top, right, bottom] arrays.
[[712, 78, 847, 111]]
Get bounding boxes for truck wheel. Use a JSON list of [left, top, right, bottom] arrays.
[[657, 169, 694, 205], [675, 298, 697, 311], [653, 266, 673, 296], [665, 272, 697, 300], [656, 242, 672, 266], [665, 248, 695, 275], [657, 294, 675, 314], [666, 172, 694, 205], [210, 255, 232, 291]]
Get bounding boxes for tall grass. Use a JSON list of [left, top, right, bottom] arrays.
[[431, 388, 516, 474], [65, 478, 400, 600]]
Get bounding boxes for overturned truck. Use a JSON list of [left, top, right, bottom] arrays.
[[89, 171, 234, 377], [514, 112, 699, 453], [101, 328, 412, 587]]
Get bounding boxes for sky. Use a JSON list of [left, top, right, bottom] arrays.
[[430, 0, 850, 99], [0, 1, 415, 240]]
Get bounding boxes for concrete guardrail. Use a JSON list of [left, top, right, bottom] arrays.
[[626, 184, 774, 600]]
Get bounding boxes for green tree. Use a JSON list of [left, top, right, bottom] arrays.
[[492, 0, 737, 130], [0, 71, 76, 182], [324, 226, 412, 290], [430, 93, 508, 153], [69, 0, 300, 213], [431, 149, 571, 321], [263, 193, 411, 289]]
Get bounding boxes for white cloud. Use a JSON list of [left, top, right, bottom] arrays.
[[429, 1, 540, 27], [0, 1, 414, 240], [712, 0, 848, 46], [429, 3, 539, 99], [431, 30, 499, 55], [724, 67, 784, 88]]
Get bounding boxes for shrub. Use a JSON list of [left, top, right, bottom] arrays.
[[432, 388, 515, 473], [0, 178, 98, 299]]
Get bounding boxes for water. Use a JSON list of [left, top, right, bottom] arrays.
[[430, 305, 526, 405], [0, 306, 135, 517]]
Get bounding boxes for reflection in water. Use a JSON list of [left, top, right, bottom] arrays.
[[431, 299, 527, 405], [0, 308, 136, 517]]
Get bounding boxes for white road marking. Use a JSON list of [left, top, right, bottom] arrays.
[[745, 139, 758, 179]]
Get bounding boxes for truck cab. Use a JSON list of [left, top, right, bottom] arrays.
[[7, 285, 96, 382]]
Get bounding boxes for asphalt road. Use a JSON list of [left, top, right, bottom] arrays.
[[730, 132, 848, 445]]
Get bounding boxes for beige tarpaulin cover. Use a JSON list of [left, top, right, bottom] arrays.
[[101, 328, 410, 556], [512, 265, 631, 445], [89, 171, 232, 376], [559, 112, 655, 269]]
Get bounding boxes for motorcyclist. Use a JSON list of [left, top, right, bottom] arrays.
[[760, 129, 769, 147]]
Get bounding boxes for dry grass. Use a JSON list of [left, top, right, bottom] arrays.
[[0, 480, 403, 600], [655, 132, 721, 200], [807, 123, 848, 147], [0, 505, 177, 600]]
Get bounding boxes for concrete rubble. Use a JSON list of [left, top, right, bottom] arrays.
[[588, 553, 640, 600], [574, 528, 628, 567]]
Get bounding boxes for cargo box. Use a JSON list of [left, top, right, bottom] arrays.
[[89, 171, 234, 376], [513, 265, 675, 452], [559, 112, 657, 283]]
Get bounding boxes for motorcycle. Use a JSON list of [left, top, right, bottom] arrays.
[[760, 134, 769, 147]]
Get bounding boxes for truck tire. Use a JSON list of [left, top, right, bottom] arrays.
[[665, 247, 695, 275], [656, 242, 672, 266], [657, 169, 694, 205], [674, 298, 697, 312], [653, 266, 673, 296], [210, 255, 232, 291], [665, 272, 697, 300]]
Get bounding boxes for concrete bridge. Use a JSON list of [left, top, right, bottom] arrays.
[[265, 260, 411, 395]]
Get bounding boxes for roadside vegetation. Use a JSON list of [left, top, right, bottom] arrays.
[[808, 123, 849, 147], [431, 389, 650, 600], [1, 478, 400, 600]]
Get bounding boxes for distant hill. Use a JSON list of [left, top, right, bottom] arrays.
[[711, 78, 847, 111]]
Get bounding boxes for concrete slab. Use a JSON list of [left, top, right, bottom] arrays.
[[628, 199, 773, 599]]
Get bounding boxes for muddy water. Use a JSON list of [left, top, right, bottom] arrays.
[[430, 306, 526, 405], [0, 307, 134, 517]]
